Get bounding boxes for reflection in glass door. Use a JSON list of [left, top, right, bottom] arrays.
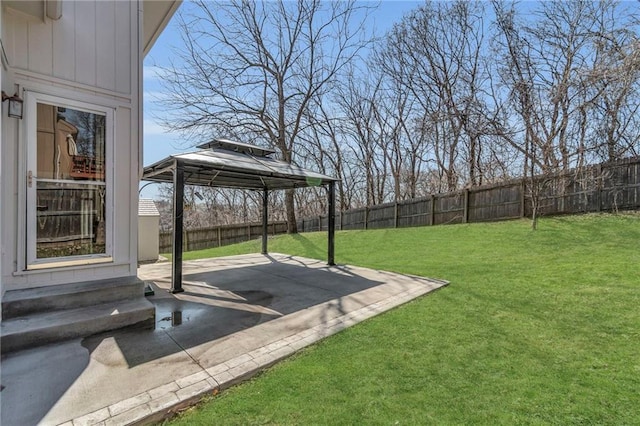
[[28, 99, 109, 265]]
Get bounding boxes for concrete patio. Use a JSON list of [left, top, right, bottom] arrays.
[[0, 253, 448, 425]]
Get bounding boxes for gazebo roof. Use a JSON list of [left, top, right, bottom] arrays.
[[142, 139, 337, 190]]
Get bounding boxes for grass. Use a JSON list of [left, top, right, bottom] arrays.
[[165, 213, 640, 425]]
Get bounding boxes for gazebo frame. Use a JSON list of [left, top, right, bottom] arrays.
[[142, 139, 337, 293]]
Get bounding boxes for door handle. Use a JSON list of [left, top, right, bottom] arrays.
[[28, 170, 33, 187]]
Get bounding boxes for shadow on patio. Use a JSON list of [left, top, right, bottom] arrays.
[[83, 254, 384, 368]]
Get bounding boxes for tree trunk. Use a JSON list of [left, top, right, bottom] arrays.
[[285, 189, 298, 233]]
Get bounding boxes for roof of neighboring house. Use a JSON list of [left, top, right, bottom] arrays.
[[142, 139, 338, 190], [139, 198, 160, 217]]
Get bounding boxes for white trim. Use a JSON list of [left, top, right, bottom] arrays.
[[23, 91, 116, 269], [133, 0, 145, 273], [16, 85, 28, 274], [23, 92, 36, 267], [13, 70, 133, 104], [26, 256, 114, 271], [3, 3, 46, 23], [1, 3, 4, 297], [12, 259, 131, 277]]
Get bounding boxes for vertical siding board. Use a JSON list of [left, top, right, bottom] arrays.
[[113, 106, 132, 262], [2, 12, 29, 69], [115, 0, 132, 94], [6, 12, 29, 69], [28, 19, 53, 75], [74, 0, 97, 86], [96, 1, 117, 91], [52, 0, 75, 81]]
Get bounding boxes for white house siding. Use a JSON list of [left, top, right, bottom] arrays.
[[1, 1, 142, 290], [4, 1, 132, 94], [1, 4, 4, 297]]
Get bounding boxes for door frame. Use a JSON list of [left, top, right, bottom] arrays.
[[22, 90, 115, 270]]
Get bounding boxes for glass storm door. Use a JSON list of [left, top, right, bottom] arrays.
[[26, 96, 111, 267]]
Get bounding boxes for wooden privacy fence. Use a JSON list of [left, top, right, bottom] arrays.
[[298, 157, 640, 232], [159, 221, 288, 253], [159, 157, 640, 252]]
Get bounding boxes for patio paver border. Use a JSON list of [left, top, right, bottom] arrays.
[[62, 277, 447, 426]]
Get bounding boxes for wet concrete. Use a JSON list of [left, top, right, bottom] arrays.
[[0, 253, 448, 425]]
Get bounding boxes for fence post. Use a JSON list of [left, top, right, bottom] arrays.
[[430, 195, 436, 226], [394, 201, 399, 228], [364, 207, 369, 230], [340, 210, 343, 230], [597, 163, 603, 212], [520, 180, 526, 218], [319, 215, 322, 232], [217, 226, 221, 247], [463, 189, 470, 223]]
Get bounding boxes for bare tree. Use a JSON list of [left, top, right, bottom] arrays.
[[155, 0, 373, 233], [373, 78, 419, 201], [493, 2, 544, 228], [377, 0, 491, 191], [298, 94, 354, 211], [492, 0, 640, 228], [335, 66, 390, 206], [587, 2, 640, 162]]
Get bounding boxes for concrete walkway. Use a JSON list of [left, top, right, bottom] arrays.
[[1, 254, 448, 425]]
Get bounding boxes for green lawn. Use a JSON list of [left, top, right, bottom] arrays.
[[166, 213, 640, 425]]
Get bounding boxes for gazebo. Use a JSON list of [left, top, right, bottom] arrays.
[[142, 139, 338, 293]]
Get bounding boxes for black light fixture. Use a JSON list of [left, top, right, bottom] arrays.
[[2, 91, 24, 119]]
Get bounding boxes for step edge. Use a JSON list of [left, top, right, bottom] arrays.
[[1, 299, 156, 335], [1, 313, 156, 354], [2, 281, 147, 320], [1, 304, 155, 353], [3, 277, 144, 302]]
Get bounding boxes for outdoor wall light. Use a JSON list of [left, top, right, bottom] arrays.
[[2, 91, 24, 119]]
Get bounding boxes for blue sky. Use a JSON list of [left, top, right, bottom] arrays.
[[140, 0, 423, 199]]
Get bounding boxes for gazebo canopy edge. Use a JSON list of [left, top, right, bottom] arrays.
[[142, 148, 337, 191]]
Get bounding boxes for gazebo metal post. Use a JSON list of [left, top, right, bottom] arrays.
[[262, 188, 269, 255], [171, 160, 185, 293], [327, 181, 336, 266]]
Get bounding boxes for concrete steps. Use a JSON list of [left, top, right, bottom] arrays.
[[1, 278, 155, 354], [2, 277, 146, 320]]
